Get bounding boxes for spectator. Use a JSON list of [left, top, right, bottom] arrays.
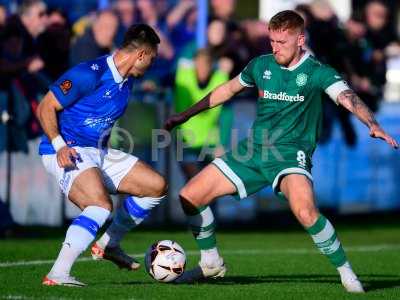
[[154, 0, 171, 22], [364, 0, 400, 53], [0, 0, 49, 149], [304, 1, 357, 146], [174, 49, 229, 180], [69, 10, 118, 66], [207, 19, 248, 79], [307, 1, 349, 74], [210, 0, 236, 22], [362, 0, 400, 109], [114, 0, 136, 29], [137, 0, 174, 61], [209, 0, 245, 59], [167, 0, 197, 59], [137, 0, 174, 86], [113, 0, 137, 46], [207, 19, 251, 151], [344, 16, 381, 112], [0, 0, 47, 77], [37, 8, 71, 80]]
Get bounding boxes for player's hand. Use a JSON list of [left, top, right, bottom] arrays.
[[369, 124, 399, 149], [164, 114, 187, 131], [56, 146, 80, 168]]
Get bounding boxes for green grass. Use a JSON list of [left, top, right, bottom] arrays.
[[1, 225, 400, 300]]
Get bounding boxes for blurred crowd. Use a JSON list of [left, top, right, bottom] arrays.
[[296, 0, 400, 146], [0, 0, 399, 156]]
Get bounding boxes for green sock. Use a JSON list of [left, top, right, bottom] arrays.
[[306, 214, 347, 268], [185, 206, 217, 250]]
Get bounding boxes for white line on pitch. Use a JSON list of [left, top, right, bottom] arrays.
[[1, 244, 399, 268]]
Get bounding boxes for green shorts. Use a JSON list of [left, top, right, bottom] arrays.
[[212, 139, 314, 199]]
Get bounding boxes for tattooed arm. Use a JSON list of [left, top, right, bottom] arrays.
[[337, 89, 398, 149], [337, 89, 379, 128]]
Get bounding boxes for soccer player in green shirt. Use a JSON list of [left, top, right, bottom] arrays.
[[165, 10, 398, 292]]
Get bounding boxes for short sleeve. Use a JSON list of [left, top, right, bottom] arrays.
[[316, 65, 350, 104], [239, 58, 257, 87], [49, 63, 97, 108]]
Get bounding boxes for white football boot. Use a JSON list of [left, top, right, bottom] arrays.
[[42, 275, 85, 287], [199, 257, 227, 278], [339, 266, 365, 293], [173, 257, 226, 283]]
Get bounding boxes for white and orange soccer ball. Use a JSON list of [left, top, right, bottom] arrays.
[[145, 240, 186, 282]]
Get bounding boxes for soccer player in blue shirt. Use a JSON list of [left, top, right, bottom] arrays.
[[37, 24, 166, 287]]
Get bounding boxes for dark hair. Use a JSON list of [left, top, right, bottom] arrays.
[[121, 24, 160, 50], [269, 10, 305, 33]]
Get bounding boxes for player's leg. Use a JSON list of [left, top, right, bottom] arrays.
[[181, 163, 236, 260], [176, 140, 267, 283], [174, 163, 237, 282], [94, 158, 167, 269], [279, 174, 364, 293], [43, 162, 112, 287]]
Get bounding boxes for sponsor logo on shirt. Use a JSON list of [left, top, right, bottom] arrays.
[[260, 90, 305, 102], [59, 80, 72, 94], [83, 117, 113, 129]]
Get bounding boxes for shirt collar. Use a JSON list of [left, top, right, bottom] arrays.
[[106, 54, 124, 83], [280, 51, 311, 71]]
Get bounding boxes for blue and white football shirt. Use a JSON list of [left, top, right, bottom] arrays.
[[39, 55, 134, 155]]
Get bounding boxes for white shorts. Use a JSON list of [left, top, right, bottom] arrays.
[[41, 147, 138, 197]]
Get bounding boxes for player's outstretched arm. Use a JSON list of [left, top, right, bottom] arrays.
[[164, 76, 245, 131], [337, 89, 399, 149], [37, 91, 79, 167]]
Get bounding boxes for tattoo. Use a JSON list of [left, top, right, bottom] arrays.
[[337, 89, 379, 128]]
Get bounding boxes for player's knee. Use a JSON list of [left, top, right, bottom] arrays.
[[295, 207, 318, 227], [149, 176, 168, 197], [179, 186, 193, 203], [179, 192, 201, 215], [179, 186, 204, 207]]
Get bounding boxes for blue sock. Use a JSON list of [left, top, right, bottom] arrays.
[[98, 195, 164, 248]]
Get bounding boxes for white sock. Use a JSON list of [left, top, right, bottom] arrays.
[[97, 195, 164, 248], [200, 247, 221, 267], [48, 206, 110, 277]]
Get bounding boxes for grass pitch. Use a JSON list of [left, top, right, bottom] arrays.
[[1, 222, 400, 300]]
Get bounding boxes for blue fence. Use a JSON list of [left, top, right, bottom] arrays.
[[313, 102, 400, 212]]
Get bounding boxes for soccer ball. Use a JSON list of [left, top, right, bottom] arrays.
[[144, 240, 186, 282]]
